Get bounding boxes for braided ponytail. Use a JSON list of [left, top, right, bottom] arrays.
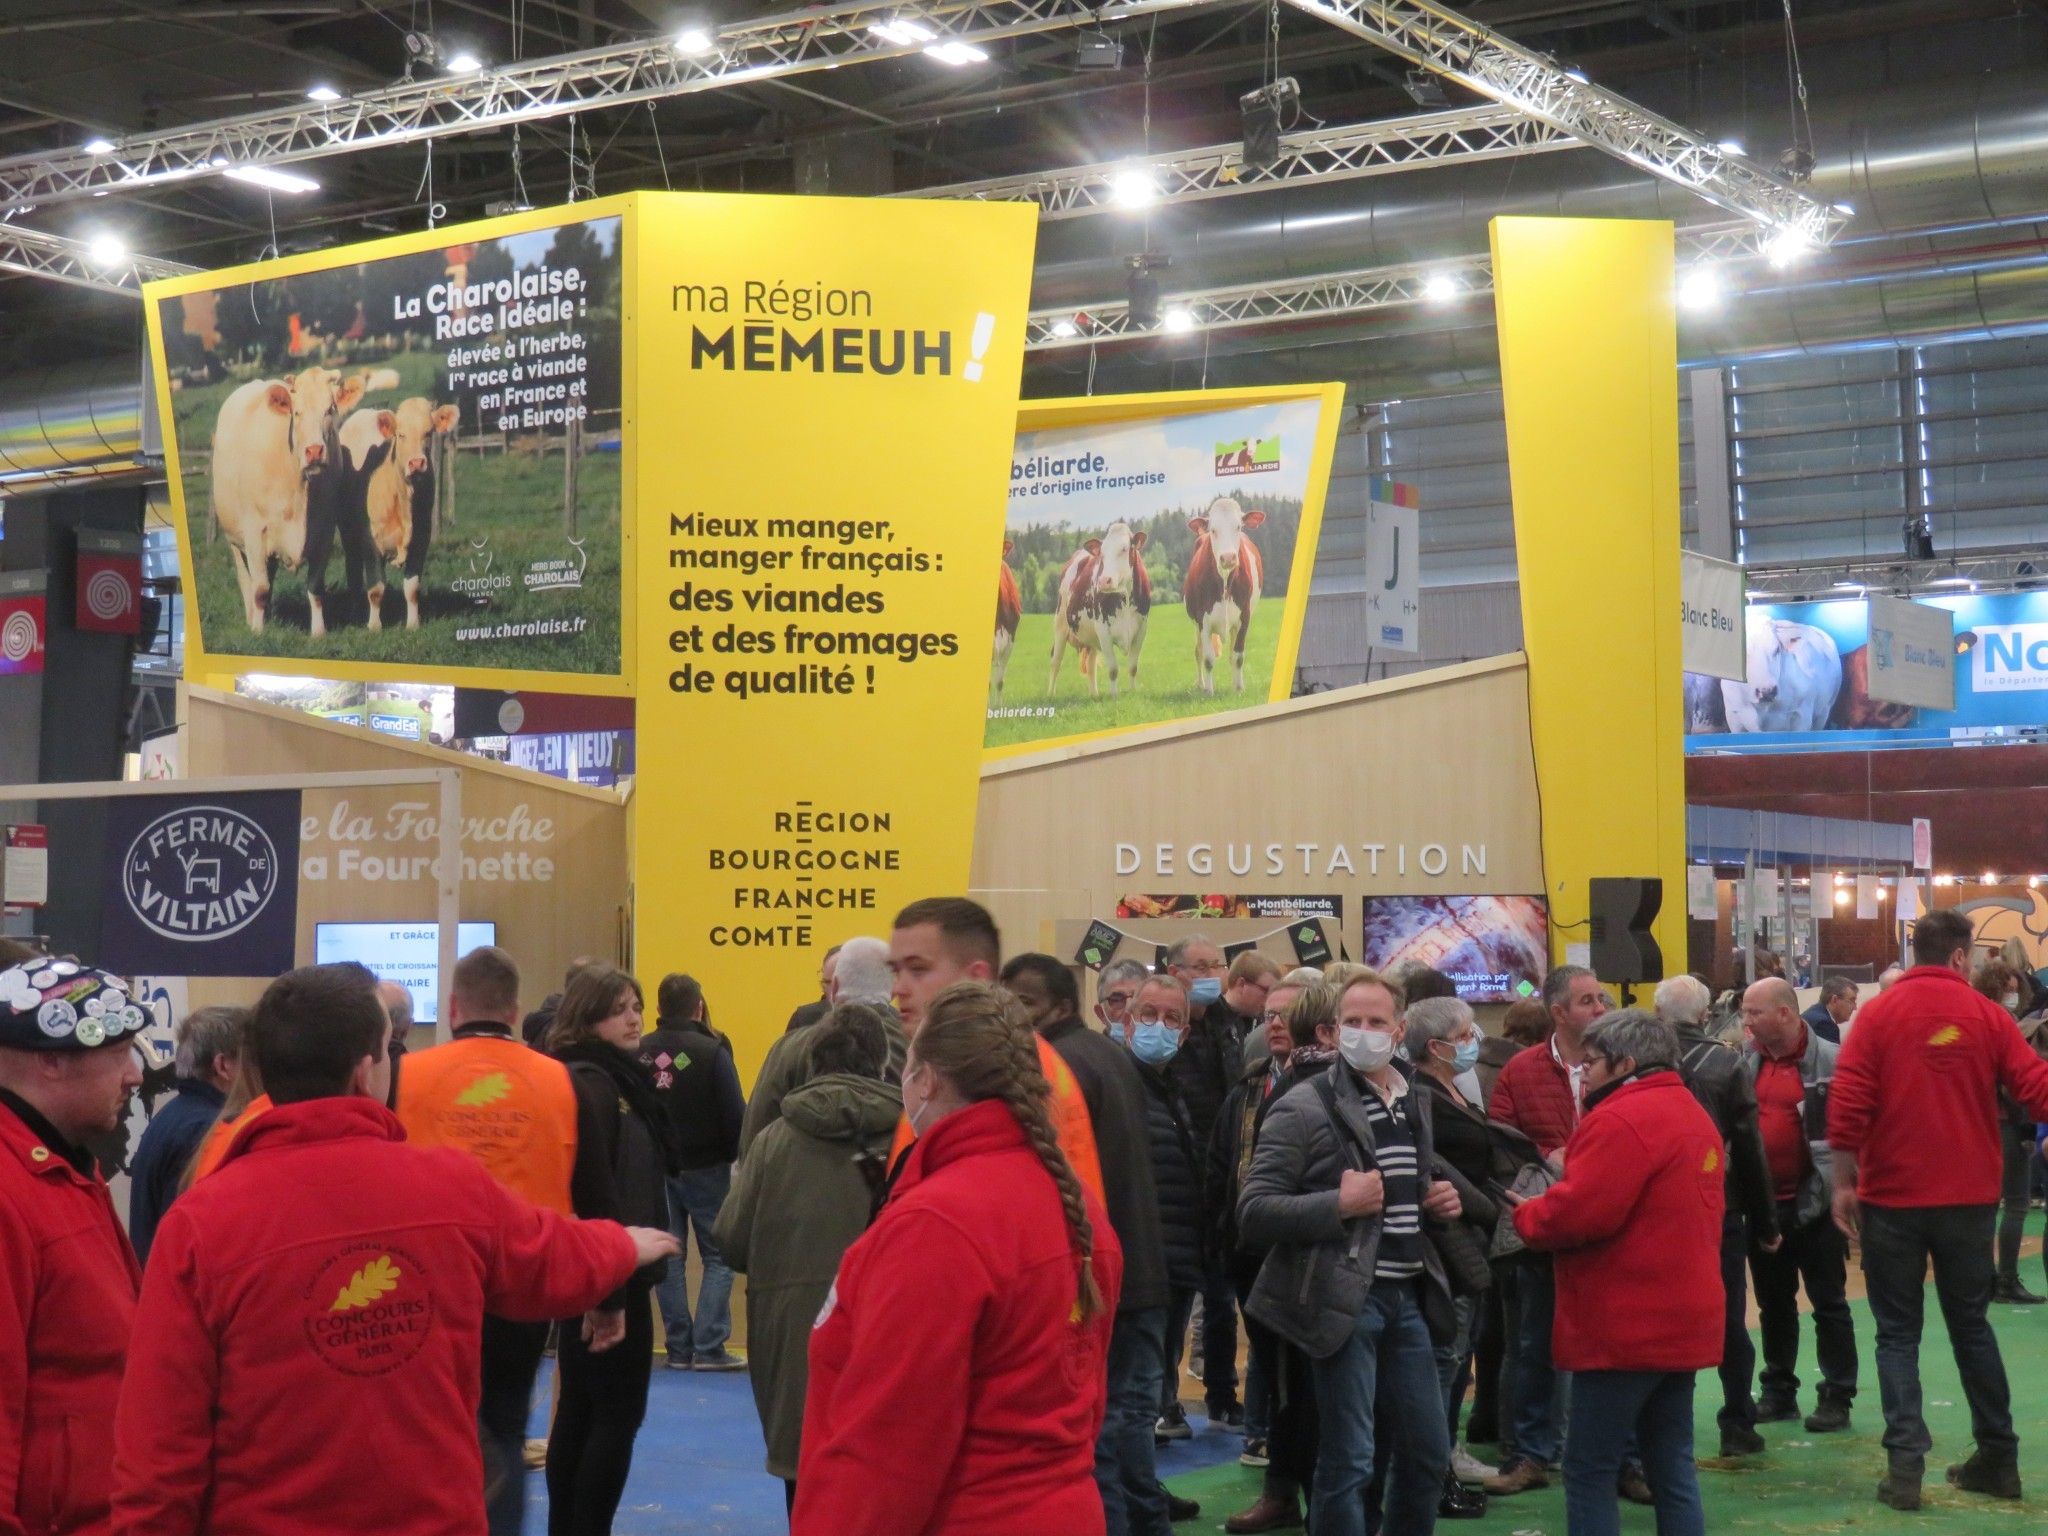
[[914, 980, 1106, 1325]]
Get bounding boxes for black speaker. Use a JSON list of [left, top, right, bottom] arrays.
[[1589, 877, 1664, 984]]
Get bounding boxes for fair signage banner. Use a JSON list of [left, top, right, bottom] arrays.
[[1364, 476, 1419, 654], [1865, 594, 1956, 710], [1679, 550, 1745, 681]]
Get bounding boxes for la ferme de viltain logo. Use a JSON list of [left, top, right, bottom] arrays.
[[121, 805, 281, 943], [305, 1242, 434, 1376]]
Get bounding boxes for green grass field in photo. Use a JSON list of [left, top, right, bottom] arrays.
[[170, 347, 622, 676], [985, 606, 1284, 749]]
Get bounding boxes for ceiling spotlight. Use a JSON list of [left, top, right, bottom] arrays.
[[924, 40, 988, 65], [1832, 201, 1856, 216], [1125, 251, 1167, 327], [1423, 272, 1461, 303], [85, 234, 126, 267], [83, 137, 115, 155], [1050, 317, 1079, 338], [1240, 77, 1297, 171], [675, 27, 716, 54], [1834, 888, 1851, 906], [868, 17, 937, 44], [1764, 225, 1815, 268], [1677, 266, 1722, 311], [307, 85, 342, 103], [224, 165, 321, 194], [1073, 33, 1122, 70], [1984, 871, 1999, 884], [1716, 139, 1745, 156], [1110, 167, 1156, 208], [1161, 307, 1195, 334], [446, 51, 484, 73], [1402, 68, 1449, 109]]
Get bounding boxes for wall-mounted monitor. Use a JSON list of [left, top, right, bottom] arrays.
[[312, 921, 497, 1024], [1357, 895, 1550, 1005]]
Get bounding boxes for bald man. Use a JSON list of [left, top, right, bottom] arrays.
[[1741, 979, 1857, 1436]]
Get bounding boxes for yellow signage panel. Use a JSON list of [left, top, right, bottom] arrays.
[[630, 193, 1039, 1081], [144, 197, 638, 694]]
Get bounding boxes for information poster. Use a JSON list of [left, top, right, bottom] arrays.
[[146, 207, 627, 690], [988, 386, 1341, 755], [1364, 476, 1419, 654], [633, 194, 1038, 1079]]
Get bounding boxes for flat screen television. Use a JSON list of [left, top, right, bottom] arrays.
[[312, 921, 497, 1024], [1356, 895, 1549, 1005]]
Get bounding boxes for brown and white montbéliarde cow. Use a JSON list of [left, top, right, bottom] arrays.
[[338, 397, 459, 631], [209, 368, 367, 635], [1184, 496, 1265, 693], [991, 539, 1022, 704], [1048, 521, 1151, 698]]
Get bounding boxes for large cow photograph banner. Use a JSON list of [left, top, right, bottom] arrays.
[[145, 204, 626, 691], [988, 384, 1342, 756]]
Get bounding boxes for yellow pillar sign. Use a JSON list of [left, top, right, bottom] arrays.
[[631, 194, 1039, 1080], [1490, 216, 1687, 974]]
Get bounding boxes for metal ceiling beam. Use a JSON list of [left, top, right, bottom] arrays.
[[1278, 0, 1843, 244], [0, 0, 1207, 213], [907, 103, 1581, 216], [1025, 254, 1496, 347], [0, 223, 198, 294]]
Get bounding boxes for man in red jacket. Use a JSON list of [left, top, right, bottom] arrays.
[[1512, 1008, 1725, 1536], [1828, 909, 2048, 1511], [1484, 963, 1609, 1497], [0, 958, 148, 1536], [111, 963, 679, 1536]]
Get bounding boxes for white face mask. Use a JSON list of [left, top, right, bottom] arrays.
[[2005, 994, 2022, 1013], [1339, 1024, 1397, 1074]]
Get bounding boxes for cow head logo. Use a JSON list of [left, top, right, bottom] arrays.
[[121, 805, 281, 944]]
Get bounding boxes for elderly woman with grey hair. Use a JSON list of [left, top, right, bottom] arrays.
[[1408, 996, 1505, 1500], [1510, 1009, 1729, 1536]]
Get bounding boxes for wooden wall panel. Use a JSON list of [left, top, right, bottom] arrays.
[[971, 657, 1545, 962]]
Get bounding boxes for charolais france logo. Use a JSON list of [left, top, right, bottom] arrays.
[[121, 805, 281, 943]]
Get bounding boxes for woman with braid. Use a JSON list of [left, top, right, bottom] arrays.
[[794, 980, 1124, 1536]]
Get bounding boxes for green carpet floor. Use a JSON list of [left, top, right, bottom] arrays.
[[1164, 1291, 2048, 1532]]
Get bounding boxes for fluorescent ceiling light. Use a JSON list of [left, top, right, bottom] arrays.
[[1930, 575, 1972, 586], [1832, 579, 1864, 592], [83, 137, 115, 155], [307, 85, 342, 103], [1677, 266, 1721, 311], [1161, 308, 1195, 333], [1716, 139, 1744, 155], [446, 51, 483, 73], [1422, 273, 1460, 303], [85, 234, 125, 267], [1832, 201, 1855, 216], [225, 165, 321, 194], [867, 18, 936, 44], [675, 28, 715, 55], [925, 40, 988, 65]]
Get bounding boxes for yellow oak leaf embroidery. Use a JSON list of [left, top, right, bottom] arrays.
[[330, 1255, 402, 1312], [454, 1072, 512, 1107], [1703, 1147, 1721, 1175], [1928, 1026, 1962, 1047]]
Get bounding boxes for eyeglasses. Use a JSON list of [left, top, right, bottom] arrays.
[[1259, 1010, 1288, 1024], [1133, 1008, 1185, 1026], [1102, 991, 1136, 1009]]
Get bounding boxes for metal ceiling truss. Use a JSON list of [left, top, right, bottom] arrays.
[[1744, 552, 2047, 602], [912, 103, 1578, 216], [0, 222, 197, 294], [1025, 253, 1494, 347], [0, 0, 1206, 215], [1277, 0, 1843, 247]]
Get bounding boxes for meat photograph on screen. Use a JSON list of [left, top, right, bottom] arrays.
[[1359, 895, 1550, 1004]]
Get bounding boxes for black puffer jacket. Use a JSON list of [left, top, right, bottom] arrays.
[[1138, 1057, 1207, 1290], [1675, 1025, 1779, 1245], [1168, 1008, 1239, 1157]]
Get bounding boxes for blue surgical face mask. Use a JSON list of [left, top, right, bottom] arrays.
[[1189, 977, 1224, 1007], [1131, 1021, 1182, 1065], [1450, 1036, 1482, 1073]]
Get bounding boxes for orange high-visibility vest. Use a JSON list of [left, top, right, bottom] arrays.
[[395, 1034, 579, 1215], [892, 1033, 1104, 1202], [191, 1093, 273, 1183]]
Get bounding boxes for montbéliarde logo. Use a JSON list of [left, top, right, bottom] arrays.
[[671, 280, 998, 380], [121, 804, 282, 942]]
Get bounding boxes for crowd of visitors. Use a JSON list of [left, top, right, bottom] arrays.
[[5, 902, 2048, 1536]]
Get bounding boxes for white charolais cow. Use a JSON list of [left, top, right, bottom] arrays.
[[339, 397, 458, 631], [208, 369, 365, 634], [1721, 613, 1843, 731]]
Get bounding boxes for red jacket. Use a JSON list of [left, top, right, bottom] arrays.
[[1512, 1071, 1726, 1373], [1828, 965, 2048, 1208], [795, 1098, 1122, 1536], [110, 1096, 637, 1536], [1488, 1041, 1579, 1155], [0, 1096, 141, 1536]]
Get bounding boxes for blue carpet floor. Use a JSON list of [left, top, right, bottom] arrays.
[[523, 1360, 1249, 1535]]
